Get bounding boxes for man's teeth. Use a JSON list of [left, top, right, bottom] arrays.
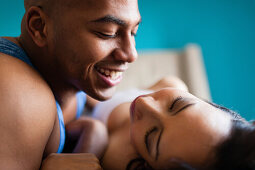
[[97, 68, 123, 80]]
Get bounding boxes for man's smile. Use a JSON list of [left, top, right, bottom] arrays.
[[95, 65, 128, 87]]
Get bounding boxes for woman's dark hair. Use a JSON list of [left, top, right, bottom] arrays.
[[167, 102, 255, 170], [206, 102, 255, 169], [211, 119, 255, 170]]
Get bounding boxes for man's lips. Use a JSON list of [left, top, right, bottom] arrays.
[[96, 67, 124, 80], [95, 62, 128, 71], [95, 66, 126, 87]]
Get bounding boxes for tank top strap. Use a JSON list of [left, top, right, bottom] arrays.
[[55, 101, 66, 153], [76, 91, 87, 119], [0, 38, 34, 67]]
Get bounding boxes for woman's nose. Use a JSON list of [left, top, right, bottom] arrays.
[[134, 95, 163, 121]]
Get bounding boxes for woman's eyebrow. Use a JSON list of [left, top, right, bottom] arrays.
[[206, 101, 245, 121]]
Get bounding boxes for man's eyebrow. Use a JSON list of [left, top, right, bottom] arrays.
[[90, 15, 141, 27], [155, 129, 163, 161]]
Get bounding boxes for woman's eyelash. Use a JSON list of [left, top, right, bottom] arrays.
[[145, 126, 157, 153], [169, 96, 183, 111], [170, 97, 196, 115], [145, 127, 157, 140]]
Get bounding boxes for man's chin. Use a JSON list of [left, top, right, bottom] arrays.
[[90, 86, 116, 101]]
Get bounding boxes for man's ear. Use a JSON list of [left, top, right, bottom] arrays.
[[26, 6, 48, 47]]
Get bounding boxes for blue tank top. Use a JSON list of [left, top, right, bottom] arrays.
[[0, 38, 87, 153]]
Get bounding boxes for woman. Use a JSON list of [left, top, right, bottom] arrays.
[[92, 76, 255, 170]]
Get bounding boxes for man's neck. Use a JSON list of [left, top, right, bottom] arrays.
[[49, 78, 78, 106], [18, 36, 79, 107]]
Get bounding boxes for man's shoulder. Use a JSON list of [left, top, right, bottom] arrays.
[[0, 51, 51, 91], [0, 53, 58, 169], [0, 51, 42, 81], [0, 52, 57, 124]]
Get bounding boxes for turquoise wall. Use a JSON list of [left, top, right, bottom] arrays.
[[1, 0, 255, 120], [136, 0, 255, 120], [0, 1, 24, 36]]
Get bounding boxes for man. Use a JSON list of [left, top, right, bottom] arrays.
[[0, 0, 141, 169]]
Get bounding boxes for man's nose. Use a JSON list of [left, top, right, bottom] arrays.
[[113, 35, 138, 63]]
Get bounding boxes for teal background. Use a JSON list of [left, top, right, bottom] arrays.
[[1, 0, 255, 120]]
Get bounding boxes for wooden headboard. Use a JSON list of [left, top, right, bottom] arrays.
[[116, 44, 211, 101]]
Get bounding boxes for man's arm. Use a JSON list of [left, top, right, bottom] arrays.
[[41, 153, 102, 170], [65, 117, 108, 159]]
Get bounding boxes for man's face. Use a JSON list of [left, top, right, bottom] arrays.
[[47, 0, 141, 100]]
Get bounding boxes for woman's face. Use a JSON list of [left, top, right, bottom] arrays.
[[102, 88, 232, 170]]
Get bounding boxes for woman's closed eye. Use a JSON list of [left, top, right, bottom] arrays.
[[169, 96, 196, 115], [145, 126, 163, 161], [145, 127, 158, 155]]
